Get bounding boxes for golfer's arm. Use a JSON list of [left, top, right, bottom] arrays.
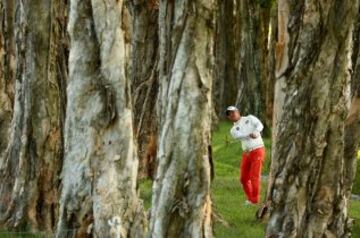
[[250, 115, 264, 135]]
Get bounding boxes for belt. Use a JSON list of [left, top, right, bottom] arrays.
[[243, 145, 264, 153]]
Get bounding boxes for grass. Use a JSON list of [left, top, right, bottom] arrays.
[[211, 121, 268, 237]]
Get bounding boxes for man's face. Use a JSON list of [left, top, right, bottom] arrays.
[[227, 110, 241, 122]]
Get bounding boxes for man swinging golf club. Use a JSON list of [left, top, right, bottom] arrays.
[[226, 106, 265, 205]]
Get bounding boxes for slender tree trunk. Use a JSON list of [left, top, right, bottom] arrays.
[[268, 0, 289, 204], [0, 0, 67, 232], [128, 0, 159, 179], [263, 0, 279, 207], [259, 4, 271, 127], [149, 0, 215, 237], [236, 0, 269, 134], [56, 0, 145, 237], [213, 0, 237, 117], [265, 1, 277, 129], [266, 1, 358, 237]]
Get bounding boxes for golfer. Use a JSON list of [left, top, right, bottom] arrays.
[[226, 106, 265, 205]]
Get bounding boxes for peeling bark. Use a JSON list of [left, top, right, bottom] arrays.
[[128, 0, 159, 179], [0, 0, 67, 232], [56, 0, 145, 237], [266, 0, 358, 237], [149, 0, 215, 237]]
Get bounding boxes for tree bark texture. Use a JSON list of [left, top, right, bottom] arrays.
[[149, 0, 215, 237], [56, 0, 145, 237], [213, 0, 237, 117], [236, 0, 270, 134], [0, 0, 67, 232], [128, 0, 159, 180], [343, 5, 360, 202], [266, 0, 358, 237], [265, 1, 277, 130], [0, 0, 15, 158]]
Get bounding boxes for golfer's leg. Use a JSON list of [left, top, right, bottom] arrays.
[[249, 148, 265, 203], [240, 152, 252, 201]]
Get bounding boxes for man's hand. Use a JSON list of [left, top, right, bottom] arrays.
[[249, 133, 258, 139]]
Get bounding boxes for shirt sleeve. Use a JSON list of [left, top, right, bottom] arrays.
[[230, 126, 249, 139], [249, 115, 264, 135]]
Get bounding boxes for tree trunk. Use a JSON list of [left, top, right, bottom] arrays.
[[259, 3, 271, 128], [236, 0, 269, 134], [213, 0, 237, 118], [56, 0, 145, 237], [266, 0, 358, 237], [149, 0, 215, 237], [343, 3, 360, 207], [0, 0, 15, 158], [0, 0, 67, 232], [265, 1, 277, 129], [128, 0, 159, 180]]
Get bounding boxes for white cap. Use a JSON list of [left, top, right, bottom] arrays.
[[226, 106, 238, 112]]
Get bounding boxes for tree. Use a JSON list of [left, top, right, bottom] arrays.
[[128, 0, 159, 179], [149, 0, 215, 237], [235, 0, 271, 135], [0, 0, 15, 158], [343, 4, 360, 210], [0, 0, 67, 231], [266, 0, 358, 237], [56, 0, 145, 237], [265, 1, 277, 128], [213, 0, 237, 118]]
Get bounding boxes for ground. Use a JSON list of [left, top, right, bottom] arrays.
[[140, 121, 360, 238]]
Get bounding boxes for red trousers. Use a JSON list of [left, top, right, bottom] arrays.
[[240, 147, 265, 204]]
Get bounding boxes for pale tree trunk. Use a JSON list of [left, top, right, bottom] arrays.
[[56, 0, 145, 237], [236, 0, 269, 134], [213, 0, 237, 117], [128, 0, 159, 179], [0, 0, 67, 232], [266, 0, 358, 237], [149, 0, 215, 237], [267, 0, 289, 206]]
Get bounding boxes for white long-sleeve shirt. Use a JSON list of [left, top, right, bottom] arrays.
[[230, 115, 264, 151]]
